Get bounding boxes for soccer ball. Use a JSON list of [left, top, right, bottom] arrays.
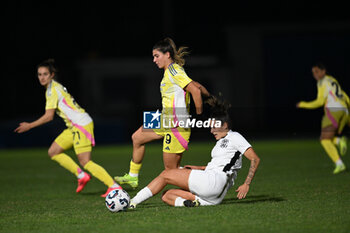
[[105, 189, 130, 212]]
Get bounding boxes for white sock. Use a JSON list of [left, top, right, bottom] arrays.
[[129, 172, 138, 177], [174, 197, 185, 207], [131, 187, 153, 205], [335, 159, 344, 166], [334, 137, 340, 145], [77, 171, 85, 179], [111, 183, 121, 188]]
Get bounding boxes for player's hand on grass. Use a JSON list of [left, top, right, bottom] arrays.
[[14, 122, 32, 133], [236, 183, 249, 199]]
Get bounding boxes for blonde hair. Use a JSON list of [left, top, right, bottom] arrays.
[[153, 37, 190, 66]]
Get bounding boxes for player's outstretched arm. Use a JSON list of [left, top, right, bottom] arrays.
[[185, 81, 203, 115], [191, 81, 211, 98], [14, 109, 55, 133], [236, 147, 260, 199], [296, 84, 326, 109]]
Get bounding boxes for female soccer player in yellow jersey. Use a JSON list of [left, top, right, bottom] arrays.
[[14, 59, 121, 197], [129, 100, 260, 208], [115, 38, 212, 188], [297, 63, 349, 174]]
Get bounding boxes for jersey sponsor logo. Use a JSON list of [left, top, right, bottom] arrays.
[[164, 146, 170, 150], [143, 110, 161, 129]]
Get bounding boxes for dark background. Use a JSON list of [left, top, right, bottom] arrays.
[[2, 0, 350, 148]]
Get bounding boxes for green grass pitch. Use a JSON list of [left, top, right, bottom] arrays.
[[0, 139, 350, 233]]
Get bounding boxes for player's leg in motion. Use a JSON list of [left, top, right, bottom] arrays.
[[161, 189, 199, 207], [49, 130, 90, 193], [332, 113, 348, 156], [320, 126, 346, 174], [333, 136, 347, 156], [162, 128, 190, 170], [49, 142, 84, 178], [115, 126, 163, 188], [77, 152, 121, 197], [130, 168, 192, 208], [163, 152, 182, 169], [73, 123, 121, 197]]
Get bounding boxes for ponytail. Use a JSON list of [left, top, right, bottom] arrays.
[[153, 37, 190, 66]]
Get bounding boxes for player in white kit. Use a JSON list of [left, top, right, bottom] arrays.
[[129, 101, 261, 207]]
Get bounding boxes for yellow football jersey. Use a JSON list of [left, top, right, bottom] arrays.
[[46, 80, 92, 128], [160, 63, 193, 127], [299, 75, 350, 111]]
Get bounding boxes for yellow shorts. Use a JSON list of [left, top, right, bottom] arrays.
[[55, 122, 95, 155], [322, 109, 349, 134], [153, 127, 191, 153]]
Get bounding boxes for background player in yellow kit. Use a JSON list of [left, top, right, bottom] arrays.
[[115, 38, 212, 188], [15, 59, 121, 197], [297, 63, 349, 174]]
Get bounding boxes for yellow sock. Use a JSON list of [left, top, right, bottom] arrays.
[[84, 161, 114, 187], [51, 153, 80, 177], [320, 139, 340, 163], [129, 160, 142, 175]]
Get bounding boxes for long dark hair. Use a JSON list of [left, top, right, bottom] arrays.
[[206, 94, 232, 129], [37, 58, 58, 78], [153, 37, 189, 66]]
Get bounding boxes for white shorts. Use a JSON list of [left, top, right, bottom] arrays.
[[188, 169, 235, 206]]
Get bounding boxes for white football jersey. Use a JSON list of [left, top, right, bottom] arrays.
[[205, 130, 251, 174]]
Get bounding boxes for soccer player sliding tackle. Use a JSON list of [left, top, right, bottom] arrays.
[[129, 98, 260, 208]]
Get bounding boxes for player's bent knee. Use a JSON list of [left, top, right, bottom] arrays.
[[77, 153, 91, 167], [131, 130, 142, 145], [159, 169, 171, 178], [159, 170, 167, 178], [48, 147, 59, 157], [79, 159, 89, 167], [48, 148, 54, 157], [164, 164, 178, 170], [160, 169, 179, 184], [131, 131, 137, 142], [48, 142, 65, 157], [161, 190, 175, 205]]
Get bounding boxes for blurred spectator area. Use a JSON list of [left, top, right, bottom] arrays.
[[2, 21, 350, 148]]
